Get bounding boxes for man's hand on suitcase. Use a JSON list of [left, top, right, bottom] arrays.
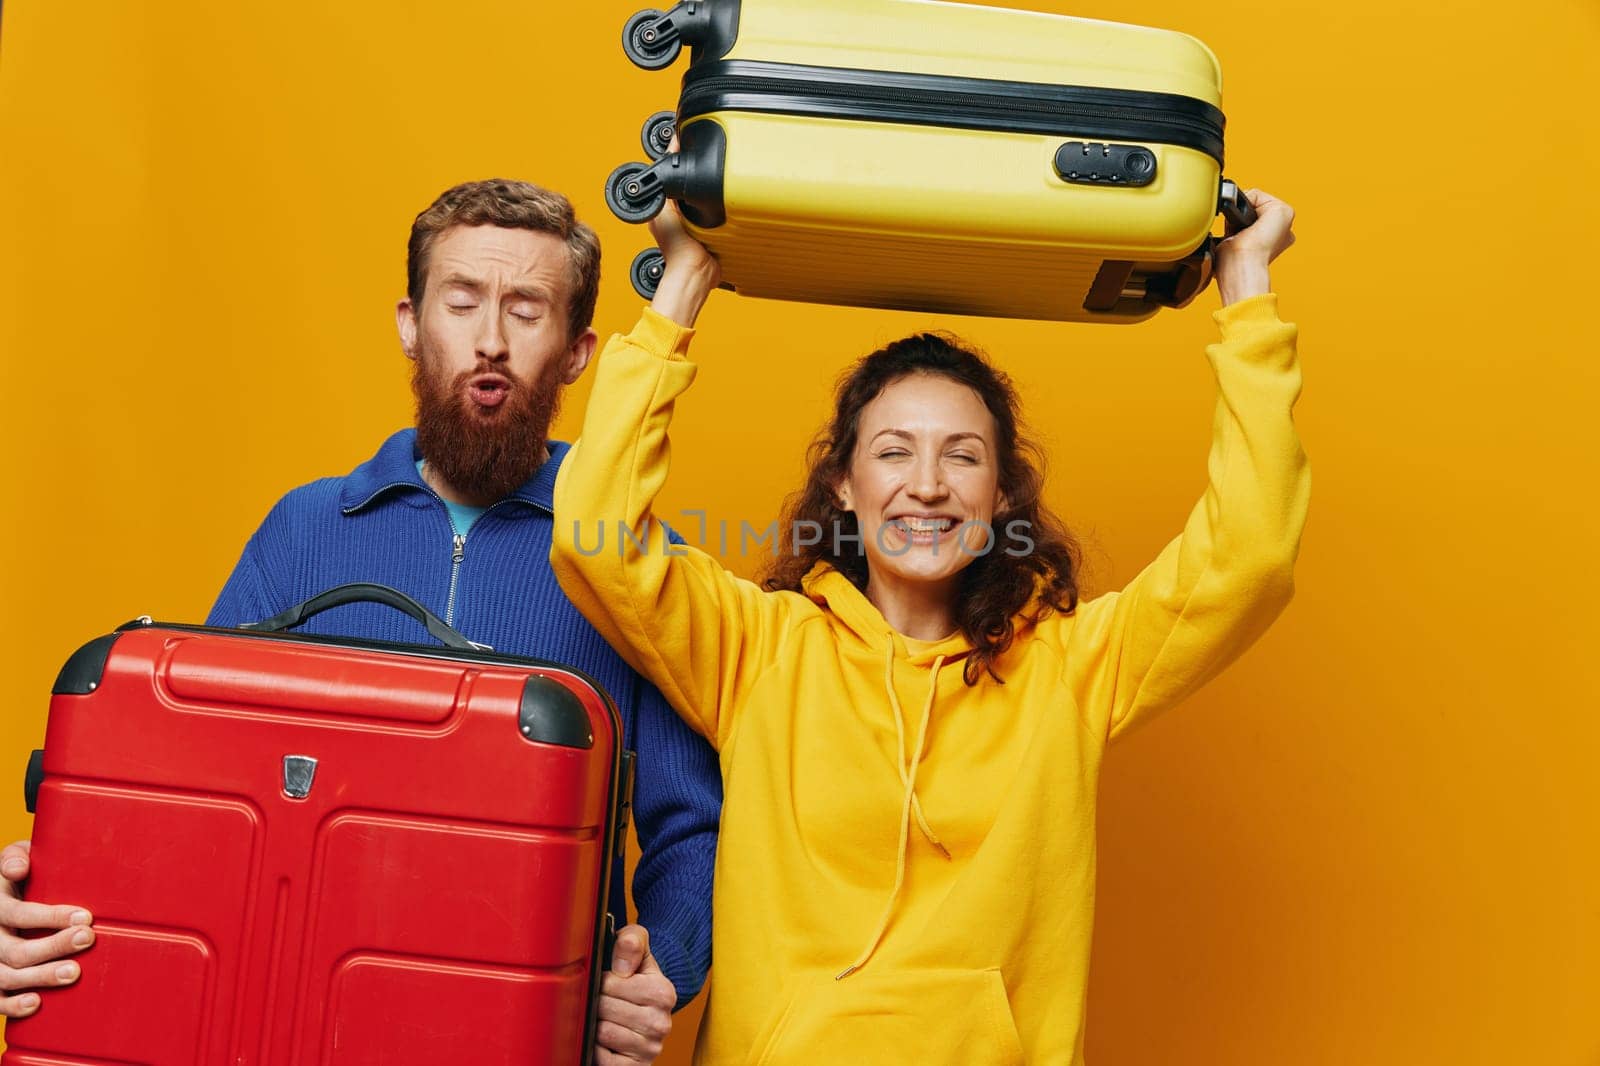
[[1214, 187, 1296, 307], [596, 923, 674, 1064], [0, 839, 94, 1019]]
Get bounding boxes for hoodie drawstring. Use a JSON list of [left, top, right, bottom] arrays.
[[836, 645, 949, 980], [887, 649, 951, 860]]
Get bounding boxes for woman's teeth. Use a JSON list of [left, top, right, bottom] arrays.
[[894, 517, 953, 533]]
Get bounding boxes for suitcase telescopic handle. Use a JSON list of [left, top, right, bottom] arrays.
[[1219, 179, 1258, 234], [242, 582, 483, 651]]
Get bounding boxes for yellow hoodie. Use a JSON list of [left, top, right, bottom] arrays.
[[552, 295, 1308, 1065]]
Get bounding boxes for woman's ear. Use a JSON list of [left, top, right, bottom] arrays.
[[835, 476, 854, 512]]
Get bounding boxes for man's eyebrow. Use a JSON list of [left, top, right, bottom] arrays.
[[505, 285, 551, 304], [437, 273, 484, 293]]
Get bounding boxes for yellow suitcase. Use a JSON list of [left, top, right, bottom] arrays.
[[606, 0, 1254, 323]]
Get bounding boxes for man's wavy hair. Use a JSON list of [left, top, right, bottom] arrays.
[[407, 178, 600, 342], [762, 332, 1081, 685]]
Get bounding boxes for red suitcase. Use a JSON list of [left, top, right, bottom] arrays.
[[6, 584, 632, 1066]]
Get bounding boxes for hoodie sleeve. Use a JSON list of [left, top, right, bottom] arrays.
[[1058, 294, 1310, 742], [551, 308, 804, 751]]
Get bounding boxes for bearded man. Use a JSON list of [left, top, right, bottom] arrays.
[[0, 179, 719, 1065]]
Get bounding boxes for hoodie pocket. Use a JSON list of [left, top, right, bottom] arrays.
[[753, 968, 1024, 1066]]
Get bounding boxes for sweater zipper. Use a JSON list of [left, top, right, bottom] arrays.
[[678, 59, 1227, 164], [440, 498, 544, 629], [445, 533, 466, 627], [342, 479, 555, 633]]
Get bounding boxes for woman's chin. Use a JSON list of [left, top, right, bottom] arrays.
[[869, 550, 974, 589]]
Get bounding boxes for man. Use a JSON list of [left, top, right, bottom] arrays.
[[0, 179, 719, 1063]]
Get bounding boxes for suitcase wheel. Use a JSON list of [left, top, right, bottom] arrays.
[[631, 248, 666, 299], [622, 9, 681, 70], [605, 161, 668, 224], [641, 110, 677, 161]]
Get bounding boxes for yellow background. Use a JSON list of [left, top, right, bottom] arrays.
[[2, 1, 1597, 1062]]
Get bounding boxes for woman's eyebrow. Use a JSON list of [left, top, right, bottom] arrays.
[[866, 428, 990, 449]]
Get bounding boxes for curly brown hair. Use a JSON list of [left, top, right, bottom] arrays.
[[762, 332, 1081, 685], [406, 178, 601, 342]]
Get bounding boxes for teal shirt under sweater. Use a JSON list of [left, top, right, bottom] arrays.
[[416, 459, 488, 536]]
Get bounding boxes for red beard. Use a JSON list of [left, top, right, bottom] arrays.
[[411, 346, 564, 503]]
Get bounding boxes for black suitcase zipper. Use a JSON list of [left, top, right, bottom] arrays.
[[679, 59, 1227, 165]]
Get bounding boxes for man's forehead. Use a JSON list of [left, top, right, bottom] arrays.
[[431, 224, 569, 282]]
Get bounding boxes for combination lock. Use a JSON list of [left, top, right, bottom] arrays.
[[1053, 142, 1157, 187]]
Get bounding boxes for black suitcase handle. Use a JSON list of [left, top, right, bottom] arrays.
[[242, 583, 482, 651], [1219, 179, 1258, 234]]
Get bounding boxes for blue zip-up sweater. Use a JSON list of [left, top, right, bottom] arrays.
[[209, 428, 719, 1006]]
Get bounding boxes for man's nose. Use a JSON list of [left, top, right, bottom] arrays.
[[475, 309, 510, 362]]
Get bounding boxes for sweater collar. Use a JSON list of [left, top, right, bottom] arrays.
[[338, 428, 570, 515]]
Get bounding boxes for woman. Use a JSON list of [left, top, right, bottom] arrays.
[[553, 192, 1306, 1065]]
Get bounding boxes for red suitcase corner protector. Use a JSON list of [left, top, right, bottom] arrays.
[[9, 615, 631, 1066]]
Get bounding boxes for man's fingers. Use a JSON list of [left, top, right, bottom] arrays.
[[596, 964, 674, 1063], [0, 898, 91, 933], [0, 923, 95, 969], [0, 955, 82, 993], [593, 1048, 636, 1066], [1, 841, 30, 884], [595, 1019, 665, 1062], [610, 924, 649, 978], [598, 977, 675, 1034], [600, 970, 676, 1011], [0, 991, 43, 1019]]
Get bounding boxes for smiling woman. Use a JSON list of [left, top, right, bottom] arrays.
[[763, 330, 1082, 681], [550, 192, 1307, 1065]]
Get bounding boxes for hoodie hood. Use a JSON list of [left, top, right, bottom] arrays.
[[800, 562, 974, 666]]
